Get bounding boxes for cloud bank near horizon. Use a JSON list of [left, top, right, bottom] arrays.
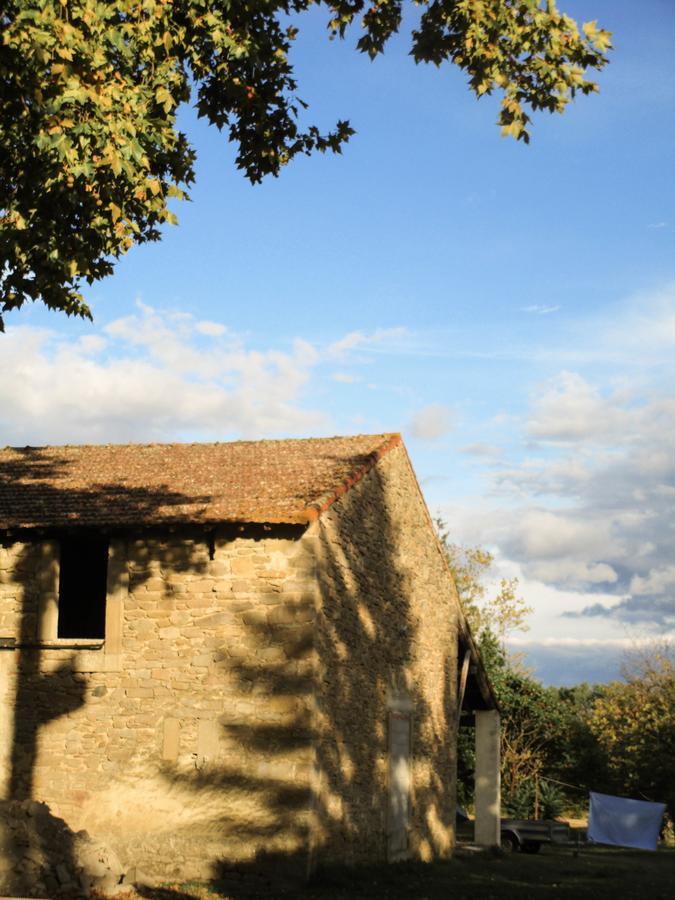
[[439, 285, 675, 650]]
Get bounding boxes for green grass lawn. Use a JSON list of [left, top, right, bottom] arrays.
[[131, 845, 675, 900]]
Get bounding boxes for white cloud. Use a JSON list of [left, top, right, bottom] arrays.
[[407, 404, 455, 442], [630, 565, 675, 596], [0, 307, 419, 448], [527, 559, 618, 587], [327, 326, 410, 358], [520, 304, 560, 314], [482, 415, 675, 603], [527, 372, 624, 443], [508, 637, 650, 648], [0, 306, 331, 445], [328, 331, 364, 356], [77, 335, 108, 354], [460, 443, 504, 462], [332, 372, 360, 384], [194, 320, 228, 337], [527, 371, 675, 447], [488, 509, 615, 566], [564, 596, 675, 630]]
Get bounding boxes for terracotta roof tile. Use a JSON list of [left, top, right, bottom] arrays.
[[0, 434, 401, 532]]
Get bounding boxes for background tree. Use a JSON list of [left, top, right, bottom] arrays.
[[476, 630, 569, 816], [435, 516, 532, 639], [435, 517, 563, 812], [1, 1, 611, 328], [587, 644, 675, 820], [550, 682, 608, 813]]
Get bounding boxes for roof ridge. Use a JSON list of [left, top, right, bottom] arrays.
[[1, 432, 399, 453], [304, 433, 402, 521]]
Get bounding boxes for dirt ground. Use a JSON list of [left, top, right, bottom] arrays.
[[99, 844, 675, 900]]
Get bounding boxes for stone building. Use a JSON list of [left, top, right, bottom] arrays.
[[0, 434, 499, 885]]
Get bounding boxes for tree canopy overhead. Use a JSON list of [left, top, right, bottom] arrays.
[[0, 1, 611, 328]]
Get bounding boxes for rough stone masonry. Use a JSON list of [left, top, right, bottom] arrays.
[[0, 435, 497, 890]]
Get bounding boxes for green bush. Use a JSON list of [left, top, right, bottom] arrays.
[[504, 779, 565, 820], [539, 780, 565, 819]]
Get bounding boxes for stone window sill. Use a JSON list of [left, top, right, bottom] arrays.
[[0, 638, 120, 672], [0, 638, 104, 650], [43, 638, 105, 651]]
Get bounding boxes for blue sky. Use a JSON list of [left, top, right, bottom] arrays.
[[2, 0, 674, 684]]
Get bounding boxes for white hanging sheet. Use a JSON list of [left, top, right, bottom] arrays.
[[588, 791, 666, 851]]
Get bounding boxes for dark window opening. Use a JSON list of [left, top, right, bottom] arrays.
[[57, 536, 109, 639]]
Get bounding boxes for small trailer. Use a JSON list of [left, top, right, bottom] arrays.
[[499, 818, 571, 853]]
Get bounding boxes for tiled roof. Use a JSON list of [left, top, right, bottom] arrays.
[[0, 434, 401, 532]]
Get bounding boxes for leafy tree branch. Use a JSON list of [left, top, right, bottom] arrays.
[[435, 515, 532, 638], [1, 1, 610, 326]]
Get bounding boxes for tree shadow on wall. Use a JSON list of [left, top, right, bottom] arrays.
[[147, 451, 456, 897], [0, 449, 212, 895], [307, 452, 454, 869]]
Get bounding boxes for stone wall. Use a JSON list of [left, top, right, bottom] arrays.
[[0, 527, 317, 882], [0, 445, 461, 885], [310, 441, 459, 865]]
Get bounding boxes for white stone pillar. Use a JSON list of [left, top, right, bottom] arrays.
[[474, 709, 501, 847]]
